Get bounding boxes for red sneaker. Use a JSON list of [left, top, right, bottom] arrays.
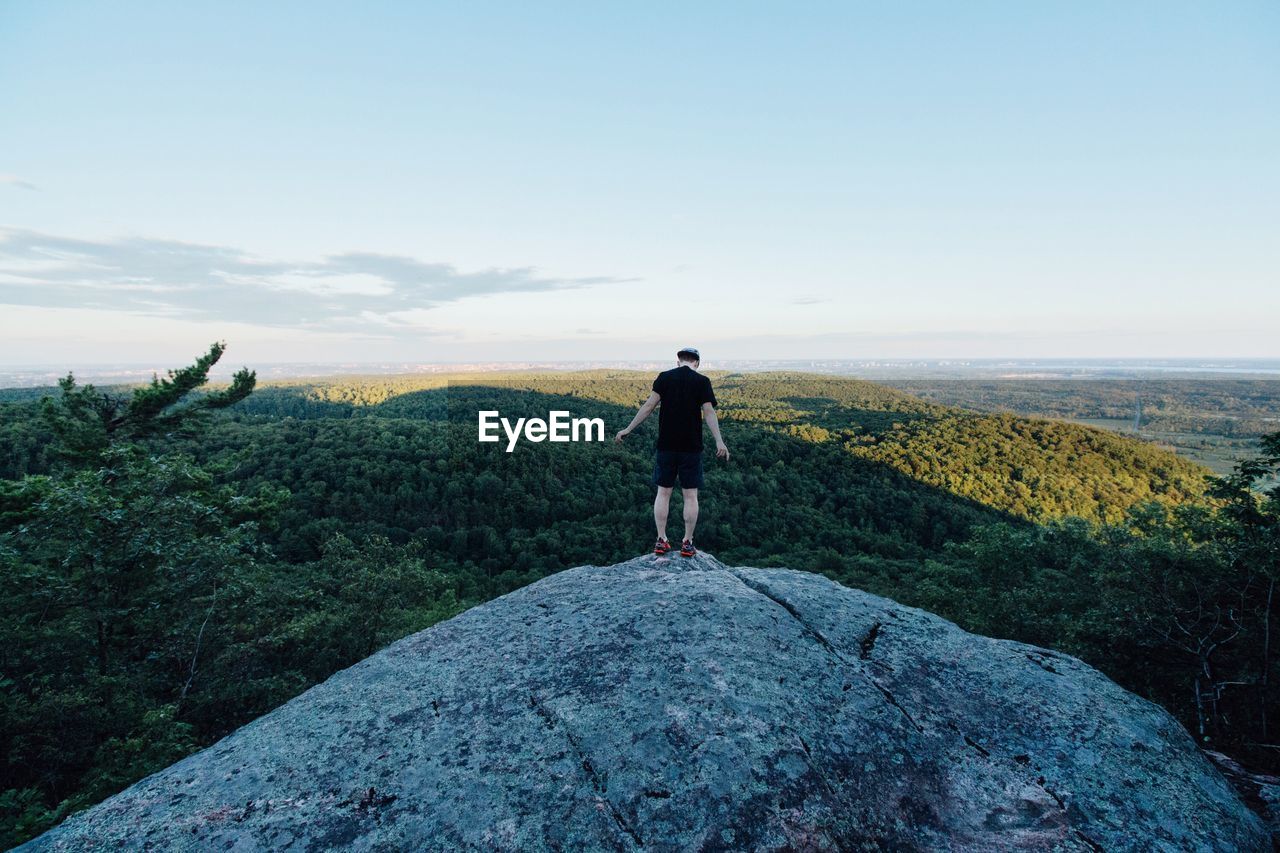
[[654, 537, 671, 556], [680, 539, 696, 558]]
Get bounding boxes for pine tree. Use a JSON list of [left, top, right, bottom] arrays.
[[40, 341, 255, 464]]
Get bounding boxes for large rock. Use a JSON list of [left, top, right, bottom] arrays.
[[18, 554, 1267, 851]]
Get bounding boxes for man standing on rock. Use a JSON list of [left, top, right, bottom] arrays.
[[615, 347, 729, 558]]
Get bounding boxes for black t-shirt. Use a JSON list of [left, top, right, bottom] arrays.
[[652, 365, 717, 452]]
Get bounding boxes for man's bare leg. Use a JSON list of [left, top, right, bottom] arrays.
[[682, 488, 699, 542], [654, 486, 674, 540]]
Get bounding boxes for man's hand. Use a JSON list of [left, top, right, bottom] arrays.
[[703, 402, 729, 461], [616, 393, 660, 444]]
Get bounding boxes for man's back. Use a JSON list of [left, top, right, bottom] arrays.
[[653, 365, 716, 452], [614, 350, 728, 556]]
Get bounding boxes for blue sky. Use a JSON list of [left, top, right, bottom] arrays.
[[1, 1, 1276, 365]]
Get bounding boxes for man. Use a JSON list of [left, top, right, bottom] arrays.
[[614, 347, 729, 558]]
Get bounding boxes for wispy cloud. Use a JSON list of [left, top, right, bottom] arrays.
[[0, 175, 39, 191], [790, 296, 829, 305], [0, 228, 633, 330]]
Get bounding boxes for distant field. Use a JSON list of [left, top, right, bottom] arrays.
[[886, 380, 1280, 479]]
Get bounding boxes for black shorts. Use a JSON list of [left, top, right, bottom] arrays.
[[653, 449, 704, 489]]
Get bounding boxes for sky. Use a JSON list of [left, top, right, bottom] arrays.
[[1, 1, 1277, 367]]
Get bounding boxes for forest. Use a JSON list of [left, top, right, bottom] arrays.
[[1, 344, 1278, 846], [890, 378, 1280, 479]]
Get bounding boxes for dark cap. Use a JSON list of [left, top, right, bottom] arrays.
[[676, 347, 700, 360]]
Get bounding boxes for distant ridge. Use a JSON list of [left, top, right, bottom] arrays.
[[5, 358, 1280, 389]]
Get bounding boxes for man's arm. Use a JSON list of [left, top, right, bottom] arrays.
[[614, 391, 661, 442], [703, 401, 730, 460]]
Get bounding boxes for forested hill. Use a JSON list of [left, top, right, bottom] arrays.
[[0, 369, 1209, 636], [227, 368, 1209, 521], [3, 370, 1209, 570], [6, 357, 1279, 846]]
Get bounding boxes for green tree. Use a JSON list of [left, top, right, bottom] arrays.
[[0, 345, 276, 844], [1206, 432, 1280, 741], [40, 340, 255, 464]]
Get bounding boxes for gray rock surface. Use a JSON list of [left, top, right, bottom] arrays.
[[17, 553, 1268, 851]]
